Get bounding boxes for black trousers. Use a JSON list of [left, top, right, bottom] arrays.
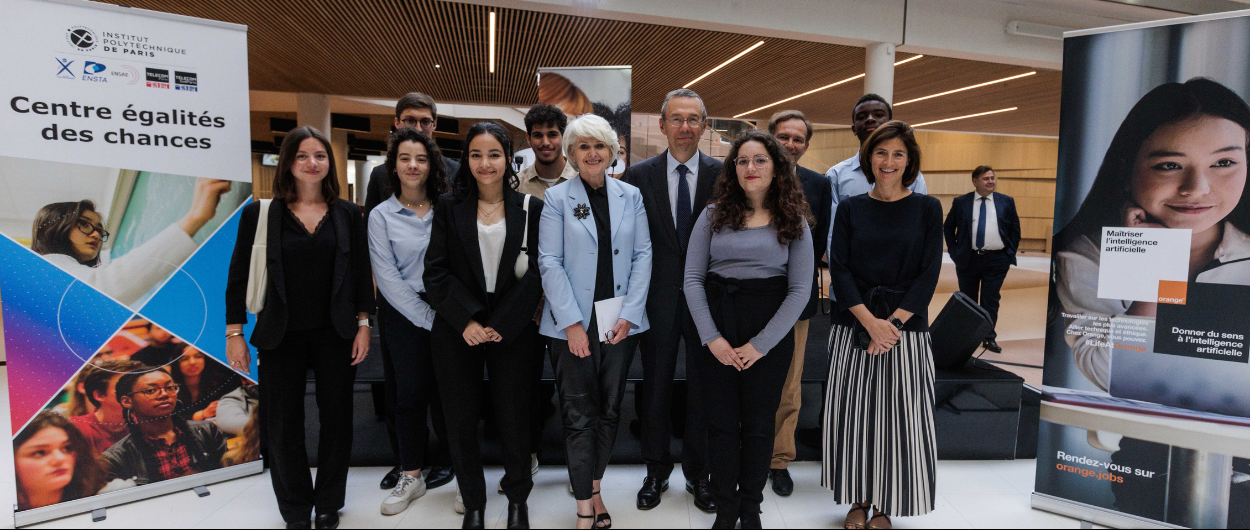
[[638, 304, 708, 482], [551, 314, 639, 501], [697, 275, 794, 519], [956, 251, 1011, 340], [379, 302, 451, 473], [431, 318, 538, 511], [259, 327, 356, 523]]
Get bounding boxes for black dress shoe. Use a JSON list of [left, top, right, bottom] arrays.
[[769, 468, 794, 496], [636, 476, 669, 510], [740, 507, 763, 529], [507, 502, 529, 529], [462, 509, 486, 529], [425, 465, 455, 489], [286, 522, 311, 530], [711, 513, 739, 529], [688, 478, 716, 513], [380, 465, 402, 489], [984, 339, 1003, 353], [313, 513, 339, 530]]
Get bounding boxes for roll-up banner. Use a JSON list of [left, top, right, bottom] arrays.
[[1038, 10, 1250, 529], [0, 0, 259, 526], [515, 65, 631, 175]]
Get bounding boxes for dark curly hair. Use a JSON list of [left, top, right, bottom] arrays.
[[384, 127, 449, 203], [452, 121, 519, 199], [524, 104, 567, 135], [709, 130, 812, 245]]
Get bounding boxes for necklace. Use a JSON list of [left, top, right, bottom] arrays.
[[400, 197, 427, 210], [478, 200, 504, 219]]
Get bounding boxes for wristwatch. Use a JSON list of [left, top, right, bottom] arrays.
[[358, 318, 371, 328], [887, 316, 905, 331]]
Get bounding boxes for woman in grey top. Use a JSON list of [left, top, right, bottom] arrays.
[[684, 130, 814, 529]]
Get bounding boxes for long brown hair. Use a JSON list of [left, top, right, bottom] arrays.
[[709, 130, 812, 245], [14, 412, 106, 510], [31, 200, 101, 267], [221, 407, 260, 467], [272, 126, 339, 203]]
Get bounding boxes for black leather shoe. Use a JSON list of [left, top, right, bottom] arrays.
[[380, 465, 402, 489], [313, 513, 339, 530], [286, 522, 311, 530], [462, 509, 486, 529], [688, 478, 716, 513], [712, 513, 739, 529], [636, 476, 669, 510], [740, 506, 763, 529], [507, 502, 529, 529], [984, 340, 1003, 353], [425, 465, 455, 489], [769, 468, 794, 496]]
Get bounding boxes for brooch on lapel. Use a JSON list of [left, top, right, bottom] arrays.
[[574, 203, 590, 220]]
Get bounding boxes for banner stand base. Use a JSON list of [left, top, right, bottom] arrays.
[[1031, 492, 1184, 529], [14, 460, 262, 528]]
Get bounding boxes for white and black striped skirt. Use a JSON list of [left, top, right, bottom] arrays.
[[821, 324, 937, 517]]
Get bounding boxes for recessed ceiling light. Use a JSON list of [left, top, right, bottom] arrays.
[[913, 107, 1018, 127], [684, 40, 764, 89], [731, 55, 924, 119], [894, 72, 1036, 106], [435, 64, 441, 68], [489, 11, 496, 74]]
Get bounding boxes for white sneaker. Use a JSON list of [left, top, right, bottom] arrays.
[[380, 473, 426, 516], [498, 454, 540, 494], [454, 485, 465, 514]]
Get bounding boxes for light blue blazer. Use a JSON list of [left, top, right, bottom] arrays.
[[538, 175, 652, 339]]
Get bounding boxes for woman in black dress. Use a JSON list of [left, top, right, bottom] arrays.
[[823, 121, 943, 530]]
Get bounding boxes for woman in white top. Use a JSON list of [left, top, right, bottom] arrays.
[[423, 121, 544, 530], [1054, 78, 1250, 390], [368, 127, 452, 516], [30, 178, 232, 306]]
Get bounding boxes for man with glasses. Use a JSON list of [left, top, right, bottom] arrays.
[[765, 110, 832, 496], [623, 88, 719, 513], [101, 369, 229, 486], [363, 90, 459, 494]]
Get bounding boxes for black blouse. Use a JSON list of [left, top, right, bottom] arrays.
[[583, 179, 615, 303], [828, 193, 943, 333], [281, 209, 336, 332]]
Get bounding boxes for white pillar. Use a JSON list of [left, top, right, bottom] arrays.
[[296, 93, 331, 135], [864, 42, 896, 104]]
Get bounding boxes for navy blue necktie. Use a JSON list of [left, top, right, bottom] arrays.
[[975, 196, 988, 250], [676, 164, 692, 248]]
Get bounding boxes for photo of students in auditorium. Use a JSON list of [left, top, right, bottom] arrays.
[[224, 125, 373, 530], [169, 346, 242, 422], [100, 369, 229, 487], [69, 359, 147, 455], [423, 121, 544, 530], [1053, 77, 1250, 391], [221, 405, 261, 468], [29, 177, 234, 306], [129, 321, 186, 368], [14, 412, 107, 511]]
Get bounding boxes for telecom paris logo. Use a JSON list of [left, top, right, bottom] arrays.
[[66, 26, 97, 51]]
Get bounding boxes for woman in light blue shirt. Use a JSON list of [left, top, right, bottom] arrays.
[[538, 114, 652, 529], [367, 127, 449, 516]]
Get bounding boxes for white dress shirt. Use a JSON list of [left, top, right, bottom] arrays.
[[971, 192, 1005, 251], [666, 150, 701, 225], [478, 218, 507, 293]]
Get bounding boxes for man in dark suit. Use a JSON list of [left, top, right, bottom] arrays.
[[943, 165, 1021, 353], [363, 92, 459, 492], [765, 110, 832, 496], [622, 88, 719, 513]]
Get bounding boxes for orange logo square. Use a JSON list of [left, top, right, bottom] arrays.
[[1158, 280, 1188, 305]]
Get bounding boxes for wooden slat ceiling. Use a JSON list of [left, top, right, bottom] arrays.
[[97, 0, 1061, 136]]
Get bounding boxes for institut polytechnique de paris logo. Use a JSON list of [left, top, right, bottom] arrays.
[[67, 26, 97, 51]]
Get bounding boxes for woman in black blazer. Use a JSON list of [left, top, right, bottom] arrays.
[[224, 126, 373, 530], [423, 122, 544, 530]]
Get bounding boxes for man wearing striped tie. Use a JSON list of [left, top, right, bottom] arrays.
[[944, 165, 1021, 354]]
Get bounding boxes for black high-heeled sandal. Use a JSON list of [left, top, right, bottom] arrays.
[[577, 512, 595, 529], [592, 490, 611, 529], [866, 511, 892, 530]]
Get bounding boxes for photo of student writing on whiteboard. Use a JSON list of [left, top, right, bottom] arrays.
[[29, 177, 233, 306], [14, 412, 106, 511], [1054, 78, 1250, 390]]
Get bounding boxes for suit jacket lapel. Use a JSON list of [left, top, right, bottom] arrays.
[[267, 199, 287, 304], [608, 178, 626, 239], [453, 195, 489, 294], [495, 188, 525, 291], [331, 202, 351, 298], [569, 176, 598, 243], [651, 153, 678, 249], [693, 152, 716, 213]]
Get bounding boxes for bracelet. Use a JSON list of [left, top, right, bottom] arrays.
[[225, 331, 244, 339]]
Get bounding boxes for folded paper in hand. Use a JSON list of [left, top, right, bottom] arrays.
[[594, 296, 626, 343]]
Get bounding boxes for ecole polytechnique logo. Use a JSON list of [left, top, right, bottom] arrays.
[[66, 26, 96, 51], [55, 58, 74, 79]]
